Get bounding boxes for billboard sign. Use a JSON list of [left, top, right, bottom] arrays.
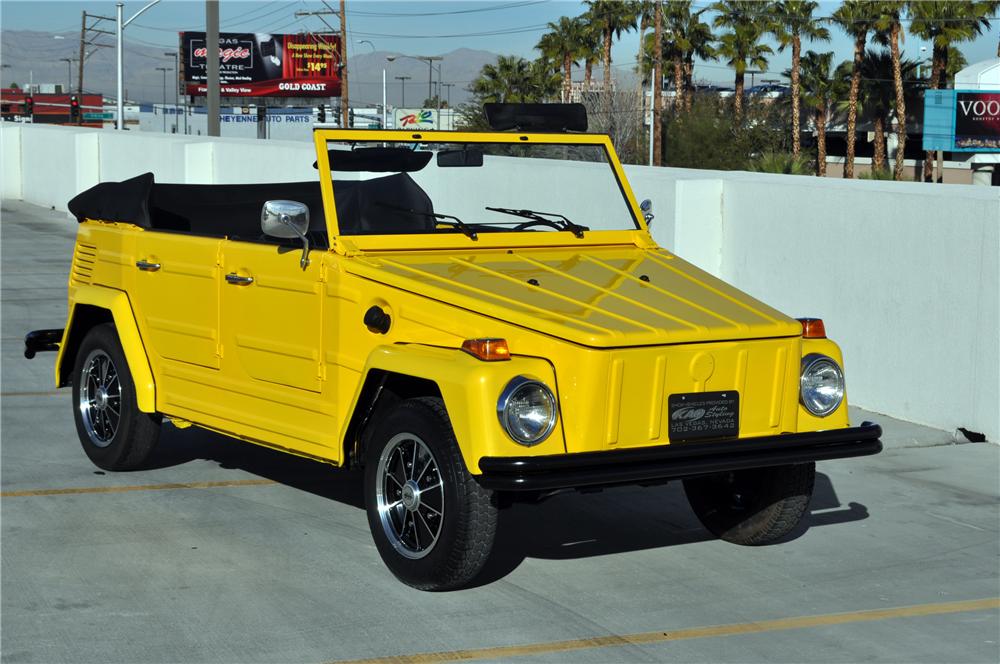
[[393, 108, 437, 130], [923, 89, 1000, 153], [181, 32, 341, 97], [955, 92, 1000, 150]]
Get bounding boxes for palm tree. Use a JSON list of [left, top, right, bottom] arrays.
[[658, 1, 716, 113], [838, 50, 920, 174], [944, 46, 969, 82], [909, 1, 993, 181], [871, 1, 908, 180], [635, 1, 659, 100], [712, 0, 773, 120], [577, 20, 602, 91], [585, 0, 639, 94], [788, 50, 846, 176], [469, 55, 535, 103], [681, 10, 716, 111], [536, 16, 585, 103], [530, 56, 564, 102], [770, 1, 830, 158], [831, 0, 878, 178]]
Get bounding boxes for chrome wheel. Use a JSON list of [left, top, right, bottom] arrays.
[[375, 432, 444, 560], [78, 348, 121, 448]]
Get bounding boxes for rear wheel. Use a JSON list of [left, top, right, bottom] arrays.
[[683, 463, 815, 545], [364, 397, 497, 591], [72, 323, 161, 471]]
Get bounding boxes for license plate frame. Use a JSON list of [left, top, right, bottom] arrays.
[[668, 391, 739, 442]]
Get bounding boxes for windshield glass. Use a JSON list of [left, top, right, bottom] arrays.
[[322, 139, 639, 237]]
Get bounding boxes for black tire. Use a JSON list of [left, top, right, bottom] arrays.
[[71, 323, 161, 471], [683, 463, 815, 545], [363, 397, 497, 591]]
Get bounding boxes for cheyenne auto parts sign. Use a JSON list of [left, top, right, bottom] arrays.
[[181, 32, 341, 97], [955, 92, 1000, 149]]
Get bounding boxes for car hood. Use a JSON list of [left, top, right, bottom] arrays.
[[345, 246, 801, 347]]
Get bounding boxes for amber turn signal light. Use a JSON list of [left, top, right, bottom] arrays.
[[797, 318, 827, 339], [461, 338, 511, 361]]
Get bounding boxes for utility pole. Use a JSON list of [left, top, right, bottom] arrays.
[[156, 66, 171, 132], [77, 10, 114, 124], [295, 3, 348, 126], [206, 0, 220, 136], [339, 0, 348, 127], [165, 51, 179, 133]]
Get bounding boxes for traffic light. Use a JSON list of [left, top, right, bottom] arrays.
[[317, 105, 326, 123], [70, 96, 80, 122], [23, 95, 33, 116], [348, 107, 354, 128]]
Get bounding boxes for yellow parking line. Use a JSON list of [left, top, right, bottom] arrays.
[[332, 597, 1000, 664], [1, 478, 277, 497]]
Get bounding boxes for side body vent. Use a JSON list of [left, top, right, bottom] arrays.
[[70, 242, 98, 285]]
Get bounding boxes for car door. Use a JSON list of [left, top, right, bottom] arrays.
[[132, 230, 222, 371], [218, 238, 338, 454]]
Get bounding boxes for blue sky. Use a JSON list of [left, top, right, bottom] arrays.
[[3, 0, 999, 86]]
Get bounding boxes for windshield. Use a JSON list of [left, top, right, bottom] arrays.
[[322, 139, 640, 237]]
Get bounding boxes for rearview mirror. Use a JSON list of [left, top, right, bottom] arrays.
[[640, 199, 654, 227], [436, 148, 484, 167], [261, 200, 311, 268]]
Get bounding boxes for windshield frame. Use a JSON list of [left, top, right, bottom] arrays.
[[312, 128, 652, 253]]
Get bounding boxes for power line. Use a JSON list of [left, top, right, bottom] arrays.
[[348, 0, 549, 18], [352, 23, 551, 39]]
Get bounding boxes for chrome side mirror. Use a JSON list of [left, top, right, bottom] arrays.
[[261, 200, 311, 268], [640, 199, 654, 227]]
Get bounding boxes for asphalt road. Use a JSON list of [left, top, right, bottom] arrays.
[[2, 200, 998, 664]]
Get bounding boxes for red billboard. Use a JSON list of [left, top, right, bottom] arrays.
[[955, 92, 1000, 150], [181, 32, 341, 97]]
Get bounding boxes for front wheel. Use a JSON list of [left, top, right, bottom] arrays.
[[683, 463, 815, 545], [71, 323, 161, 471], [364, 397, 497, 591]]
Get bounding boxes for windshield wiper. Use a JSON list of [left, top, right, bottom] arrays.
[[484, 207, 588, 238], [376, 203, 478, 240]]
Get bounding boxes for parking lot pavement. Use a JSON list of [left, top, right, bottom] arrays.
[[2, 200, 998, 664]]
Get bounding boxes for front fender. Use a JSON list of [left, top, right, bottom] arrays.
[[348, 345, 567, 474], [57, 285, 156, 413]]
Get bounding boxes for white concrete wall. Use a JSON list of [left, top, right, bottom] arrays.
[[2, 122, 998, 440]]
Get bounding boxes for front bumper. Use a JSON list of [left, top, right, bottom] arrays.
[[476, 422, 882, 491]]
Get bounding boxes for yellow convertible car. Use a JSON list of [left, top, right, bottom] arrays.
[[25, 104, 881, 590]]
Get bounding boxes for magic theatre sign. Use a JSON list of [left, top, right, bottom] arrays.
[[181, 32, 341, 97]]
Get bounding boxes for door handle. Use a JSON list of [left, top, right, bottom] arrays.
[[225, 273, 254, 285], [135, 260, 161, 271]]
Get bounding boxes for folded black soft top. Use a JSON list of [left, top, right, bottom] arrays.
[[68, 172, 155, 227], [66, 171, 436, 237]]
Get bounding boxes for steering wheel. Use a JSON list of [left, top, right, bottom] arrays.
[[513, 219, 564, 232]]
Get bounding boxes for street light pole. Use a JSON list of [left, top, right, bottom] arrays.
[[395, 75, 410, 106], [155, 66, 171, 133], [116, 0, 161, 130], [60, 57, 76, 92], [164, 51, 179, 134], [357, 39, 386, 129]]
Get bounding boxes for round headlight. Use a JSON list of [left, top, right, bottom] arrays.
[[497, 376, 557, 446], [800, 354, 845, 416]]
